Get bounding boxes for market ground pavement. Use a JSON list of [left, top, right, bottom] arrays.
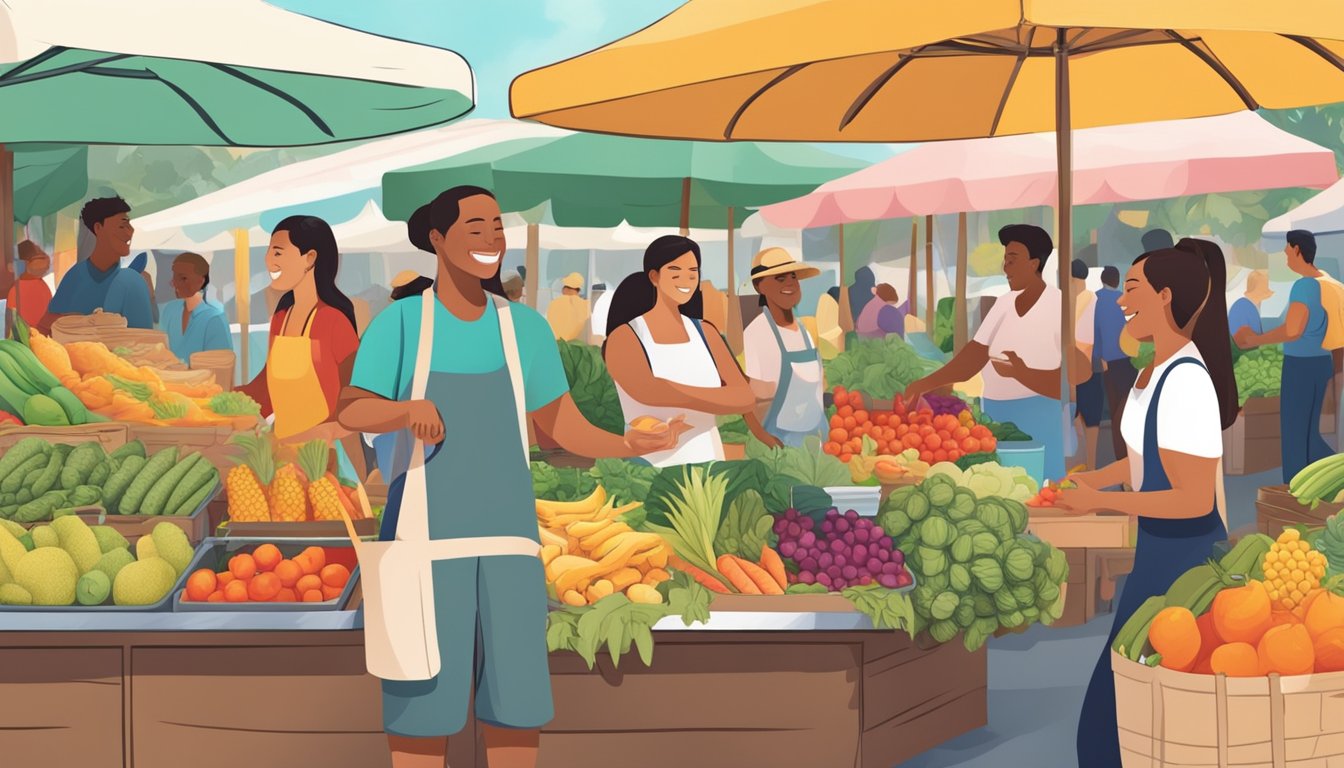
[[898, 466, 1278, 768]]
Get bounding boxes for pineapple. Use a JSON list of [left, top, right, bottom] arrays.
[[226, 434, 273, 523], [270, 462, 310, 522], [299, 440, 349, 522]]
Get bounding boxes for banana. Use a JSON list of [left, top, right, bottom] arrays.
[[547, 555, 599, 579], [609, 567, 642, 592], [540, 545, 562, 567], [555, 534, 659, 594], [538, 527, 568, 550], [579, 522, 633, 551], [628, 544, 669, 569], [592, 531, 662, 561], [536, 487, 607, 522], [566, 520, 611, 539]]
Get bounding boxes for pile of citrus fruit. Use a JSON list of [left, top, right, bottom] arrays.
[[824, 387, 997, 465], [181, 543, 352, 604]]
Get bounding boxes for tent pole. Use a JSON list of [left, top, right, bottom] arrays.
[[908, 217, 918, 317], [727, 206, 744, 353], [233, 229, 251, 388], [924, 214, 934, 330], [836, 223, 851, 338], [0, 145, 13, 336], [525, 223, 539, 309], [679, 177, 691, 236], [1056, 28, 1075, 467], [955, 212, 969, 351]]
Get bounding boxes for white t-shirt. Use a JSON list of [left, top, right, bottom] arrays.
[[974, 286, 1062, 401], [744, 314, 808, 382], [591, 290, 614, 337], [1119, 343, 1223, 490]]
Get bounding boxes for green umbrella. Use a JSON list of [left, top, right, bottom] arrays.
[[12, 145, 88, 226]]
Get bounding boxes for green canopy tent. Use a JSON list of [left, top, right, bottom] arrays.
[[0, 0, 476, 336], [383, 133, 863, 344], [13, 145, 88, 228]]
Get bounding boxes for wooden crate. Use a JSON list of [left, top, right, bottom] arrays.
[[1255, 484, 1341, 535], [125, 424, 241, 477], [1027, 509, 1132, 549], [0, 423, 128, 452], [1052, 547, 1136, 628], [0, 647, 124, 768], [1222, 396, 1283, 477], [20, 498, 213, 545], [224, 518, 379, 539]]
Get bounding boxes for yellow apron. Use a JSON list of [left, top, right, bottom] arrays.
[[267, 307, 328, 440]]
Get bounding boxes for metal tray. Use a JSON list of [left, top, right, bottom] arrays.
[[0, 538, 203, 612], [171, 537, 359, 612]]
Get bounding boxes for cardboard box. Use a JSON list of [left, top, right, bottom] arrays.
[[0, 423, 128, 452]]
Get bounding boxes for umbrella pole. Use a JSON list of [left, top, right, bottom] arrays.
[[0, 145, 13, 337], [234, 229, 251, 389], [908, 217, 919, 316], [924, 214, 934, 330], [727, 206, 744, 352], [837, 225, 854, 341], [955, 212, 968, 351], [526, 223, 539, 309], [1056, 28, 1075, 468], [679, 177, 691, 236]]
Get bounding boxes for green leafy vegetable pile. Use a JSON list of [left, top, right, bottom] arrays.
[[875, 475, 1069, 651], [546, 571, 712, 668], [1233, 344, 1282, 405], [823, 337, 941, 401], [716, 415, 750, 445], [530, 459, 661, 504], [934, 297, 955, 354], [557, 341, 624, 436], [744, 435, 851, 489]]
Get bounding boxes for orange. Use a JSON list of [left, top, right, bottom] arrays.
[[252, 544, 283, 572], [302, 589, 325, 603], [1258, 624, 1314, 676], [206, 591, 226, 603], [216, 571, 236, 587], [275, 588, 299, 603], [321, 564, 351, 589], [1210, 642, 1260, 677], [229, 554, 258, 581], [296, 574, 322, 594], [1149, 607, 1201, 671], [322, 584, 344, 601], [274, 560, 303, 589], [1212, 581, 1273, 645], [1314, 626, 1344, 672], [223, 580, 249, 603], [1304, 591, 1344, 640], [248, 572, 282, 602], [185, 569, 217, 602], [1192, 612, 1220, 670], [300, 547, 326, 574]]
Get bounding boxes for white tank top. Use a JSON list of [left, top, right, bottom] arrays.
[[614, 315, 725, 467]]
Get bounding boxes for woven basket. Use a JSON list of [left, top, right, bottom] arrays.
[[1113, 650, 1344, 767]]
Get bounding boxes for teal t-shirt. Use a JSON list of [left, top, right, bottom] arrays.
[[351, 295, 569, 410], [1284, 277, 1330, 358]]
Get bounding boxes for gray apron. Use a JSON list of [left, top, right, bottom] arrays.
[[762, 311, 826, 446]]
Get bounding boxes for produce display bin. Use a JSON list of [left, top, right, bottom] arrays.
[[124, 424, 243, 477], [0, 423, 129, 452], [1027, 509, 1132, 549], [0, 541, 200, 613], [19, 484, 217, 545], [171, 537, 358, 612], [221, 518, 379, 539], [997, 440, 1046, 486], [1222, 396, 1284, 477], [1255, 484, 1341, 535]]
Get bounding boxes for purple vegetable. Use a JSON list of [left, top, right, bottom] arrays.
[[779, 541, 797, 558], [867, 557, 882, 573]]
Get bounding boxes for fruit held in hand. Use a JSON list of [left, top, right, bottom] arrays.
[[630, 416, 669, 434]]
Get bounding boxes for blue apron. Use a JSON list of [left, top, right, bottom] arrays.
[[379, 364, 552, 736], [1076, 358, 1227, 768], [762, 311, 825, 447]]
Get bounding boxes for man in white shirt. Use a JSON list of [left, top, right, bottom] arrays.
[[904, 224, 1090, 482]]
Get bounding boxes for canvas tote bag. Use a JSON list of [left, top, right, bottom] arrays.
[[341, 293, 536, 681]]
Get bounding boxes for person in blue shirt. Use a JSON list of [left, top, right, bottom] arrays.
[[1236, 230, 1333, 482], [160, 252, 232, 365], [1093, 265, 1139, 463], [1227, 269, 1272, 337], [39, 196, 154, 333]]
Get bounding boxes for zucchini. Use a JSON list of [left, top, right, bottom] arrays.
[[110, 441, 146, 462], [0, 437, 47, 483], [103, 455, 145, 513], [29, 450, 65, 497], [119, 447, 177, 516], [14, 488, 31, 505], [59, 443, 102, 490], [88, 460, 113, 488], [172, 478, 216, 519], [140, 453, 200, 517], [166, 458, 216, 515], [0, 450, 49, 494]]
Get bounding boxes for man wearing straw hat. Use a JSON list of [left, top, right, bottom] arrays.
[[743, 247, 826, 448], [546, 272, 590, 342]]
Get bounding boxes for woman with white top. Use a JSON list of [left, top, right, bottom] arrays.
[[1060, 238, 1237, 768], [604, 235, 755, 467]]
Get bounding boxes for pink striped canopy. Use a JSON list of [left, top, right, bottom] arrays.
[[760, 112, 1338, 229]]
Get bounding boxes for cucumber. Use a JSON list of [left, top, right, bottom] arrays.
[[102, 455, 145, 513], [0, 437, 47, 484], [140, 454, 201, 517], [166, 458, 216, 516], [110, 441, 146, 462], [172, 478, 216, 519], [119, 448, 177, 516], [28, 450, 65, 497], [0, 451, 48, 494]]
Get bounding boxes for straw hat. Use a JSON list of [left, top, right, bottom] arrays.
[[562, 272, 584, 290], [391, 270, 422, 289], [750, 247, 820, 284]]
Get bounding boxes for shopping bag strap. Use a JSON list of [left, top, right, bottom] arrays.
[[337, 481, 378, 549], [493, 295, 531, 466]]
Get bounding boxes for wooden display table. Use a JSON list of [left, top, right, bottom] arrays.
[[0, 620, 986, 768], [1053, 546, 1136, 628]]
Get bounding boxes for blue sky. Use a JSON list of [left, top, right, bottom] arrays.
[[270, 0, 895, 162]]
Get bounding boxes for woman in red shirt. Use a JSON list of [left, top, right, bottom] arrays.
[[238, 216, 361, 471]]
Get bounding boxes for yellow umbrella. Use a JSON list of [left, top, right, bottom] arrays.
[[512, 0, 1344, 429]]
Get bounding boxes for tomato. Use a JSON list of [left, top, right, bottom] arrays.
[[843, 416, 858, 430], [947, 449, 962, 461], [839, 405, 855, 418], [823, 441, 841, 455], [919, 451, 934, 464], [896, 424, 910, 437], [934, 450, 949, 463], [924, 434, 942, 450], [854, 410, 870, 424], [839, 452, 853, 463], [830, 415, 844, 428], [833, 388, 849, 407], [884, 427, 897, 441], [903, 434, 923, 449], [952, 426, 970, 440], [979, 437, 996, 453], [936, 429, 952, 441], [971, 425, 990, 439], [830, 428, 847, 442]]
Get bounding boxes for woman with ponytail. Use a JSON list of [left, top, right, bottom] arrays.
[[161, 252, 232, 365], [604, 235, 757, 467], [1064, 238, 1237, 768], [237, 215, 361, 451]]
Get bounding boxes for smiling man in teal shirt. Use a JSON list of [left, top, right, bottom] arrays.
[[39, 197, 154, 333]]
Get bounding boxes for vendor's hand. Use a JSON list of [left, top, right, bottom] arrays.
[[404, 400, 445, 444], [755, 432, 785, 450], [623, 414, 691, 455], [1053, 482, 1107, 516], [286, 420, 351, 446], [992, 350, 1029, 381], [1234, 327, 1256, 349], [901, 380, 927, 407]]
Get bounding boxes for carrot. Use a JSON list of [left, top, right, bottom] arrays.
[[758, 546, 788, 591], [733, 556, 784, 595], [669, 555, 731, 593], [716, 554, 761, 594]]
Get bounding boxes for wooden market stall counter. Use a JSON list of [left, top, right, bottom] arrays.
[[0, 600, 986, 768]]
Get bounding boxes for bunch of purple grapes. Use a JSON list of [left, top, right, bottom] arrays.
[[773, 509, 912, 590], [922, 393, 969, 417]]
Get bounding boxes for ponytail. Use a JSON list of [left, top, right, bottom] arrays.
[[1135, 240, 1239, 429]]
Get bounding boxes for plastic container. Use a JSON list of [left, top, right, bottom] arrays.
[[0, 539, 202, 612], [823, 486, 882, 518], [172, 537, 358, 612], [996, 440, 1046, 487]]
